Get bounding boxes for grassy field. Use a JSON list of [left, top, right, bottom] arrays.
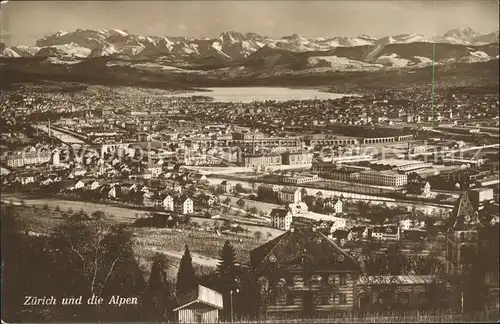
[[133, 226, 265, 264], [2, 203, 268, 280]]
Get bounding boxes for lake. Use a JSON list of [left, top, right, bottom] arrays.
[[171, 87, 353, 103]]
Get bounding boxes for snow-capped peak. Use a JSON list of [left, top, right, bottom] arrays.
[[358, 34, 377, 41], [110, 29, 129, 37], [444, 27, 480, 40]]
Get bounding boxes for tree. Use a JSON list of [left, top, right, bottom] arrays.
[[91, 211, 106, 220], [254, 231, 263, 241], [51, 219, 145, 321], [300, 188, 308, 198], [235, 183, 244, 193], [143, 253, 174, 321], [176, 245, 198, 297], [249, 207, 258, 215], [236, 198, 245, 210], [223, 197, 231, 206], [216, 240, 240, 320], [217, 240, 238, 288]]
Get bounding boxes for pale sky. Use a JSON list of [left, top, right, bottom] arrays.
[[0, 0, 499, 46]]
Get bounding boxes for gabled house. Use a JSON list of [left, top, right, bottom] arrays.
[[323, 197, 343, 215], [74, 179, 92, 190], [143, 191, 156, 207], [329, 217, 348, 232], [16, 174, 36, 185], [40, 178, 54, 186], [270, 208, 293, 231], [70, 166, 87, 178], [158, 194, 174, 211], [200, 194, 216, 207], [249, 228, 361, 318], [278, 187, 301, 204], [108, 185, 121, 199], [90, 180, 102, 191], [371, 225, 400, 241], [175, 195, 194, 215], [220, 180, 233, 193]]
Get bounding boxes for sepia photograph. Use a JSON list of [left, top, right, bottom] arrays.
[[0, 0, 499, 323]]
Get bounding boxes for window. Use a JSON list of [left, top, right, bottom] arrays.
[[339, 274, 346, 286], [194, 311, 203, 323], [339, 293, 347, 305]]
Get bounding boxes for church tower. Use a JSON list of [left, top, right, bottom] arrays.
[[445, 191, 484, 311], [446, 191, 482, 273]]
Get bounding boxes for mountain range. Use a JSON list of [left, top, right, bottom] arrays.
[[1, 27, 498, 61], [0, 27, 498, 88]]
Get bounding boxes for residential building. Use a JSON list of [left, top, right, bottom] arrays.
[[108, 185, 121, 199], [220, 180, 233, 193], [90, 180, 102, 191], [278, 187, 301, 204], [147, 165, 162, 177], [5, 149, 51, 168], [74, 179, 91, 190], [173, 285, 223, 323], [200, 194, 215, 207], [371, 225, 400, 241], [70, 166, 87, 178], [329, 217, 348, 232], [175, 196, 194, 215], [287, 202, 309, 216], [270, 208, 293, 230], [323, 197, 343, 214], [249, 227, 361, 318]]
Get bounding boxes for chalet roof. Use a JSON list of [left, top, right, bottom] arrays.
[[249, 227, 360, 273], [357, 275, 443, 286], [269, 208, 290, 218], [280, 187, 299, 194], [176, 195, 192, 203], [450, 191, 482, 230], [173, 285, 223, 312]]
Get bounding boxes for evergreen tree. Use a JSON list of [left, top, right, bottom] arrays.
[[217, 240, 239, 320], [143, 253, 172, 321], [217, 240, 238, 289], [176, 245, 198, 297]]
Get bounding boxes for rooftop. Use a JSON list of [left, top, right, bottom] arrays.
[[357, 275, 442, 286]]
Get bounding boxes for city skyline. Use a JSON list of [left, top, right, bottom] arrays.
[[0, 0, 498, 46]]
